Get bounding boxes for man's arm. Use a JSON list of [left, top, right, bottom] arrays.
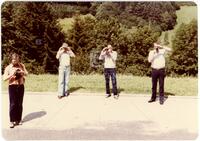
[[21, 63, 28, 76], [163, 46, 172, 52], [155, 43, 172, 52], [56, 48, 63, 59], [148, 51, 155, 63], [99, 47, 107, 60], [67, 48, 75, 57], [110, 51, 117, 62]]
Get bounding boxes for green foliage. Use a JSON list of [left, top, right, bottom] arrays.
[[52, 2, 91, 18], [116, 26, 159, 75], [93, 2, 179, 31], [177, 2, 196, 6], [1, 2, 17, 71], [2, 2, 197, 76], [65, 14, 159, 75], [1, 2, 65, 74], [169, 20, 197, 76], [67, 15, 122, 74]]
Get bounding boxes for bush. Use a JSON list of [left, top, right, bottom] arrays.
[[169, 20, 197, 76]]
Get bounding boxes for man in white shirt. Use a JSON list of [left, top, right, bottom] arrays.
[[99, 45, 118, 99], [56, 43, 75, 99], [148, 42, 172, 104]]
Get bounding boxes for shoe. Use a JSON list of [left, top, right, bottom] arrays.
[[65, 92, 70, 97], [9, 122, 15, 128], [114, 95, 119, 99], [105, 94, 111, 98], [160, 100, 164, 105], [18, 121, 23, 125], [15, 121, 22, 125], [148, 99, 156, 103], [58, 96, 63, 99]]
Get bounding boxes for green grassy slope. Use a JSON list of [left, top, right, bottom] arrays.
[[160, 6, 197, 46]]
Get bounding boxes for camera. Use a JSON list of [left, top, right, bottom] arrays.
[[15, 69, 22, 80]]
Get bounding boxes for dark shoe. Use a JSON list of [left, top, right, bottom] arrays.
[[105, 94, 111, 98], [9, 122, 15, 128], [65, 92, 70, 97], [15, 121, 22, 125], [114, 95, 119, 99], [148, 99, 156, 103], [160, 100, 164, 105], [58, 96, 63, 99]]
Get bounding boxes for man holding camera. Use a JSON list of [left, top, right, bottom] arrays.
[[99, 44, 118, 99], [56, 43, 75, 99], [3, 53, 28, 128], [148, 42, 172, 105]]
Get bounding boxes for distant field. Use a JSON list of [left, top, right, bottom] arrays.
[[2, 74, 198, 96], [176, 6, 197, 25], [160, 6, 197, 46]]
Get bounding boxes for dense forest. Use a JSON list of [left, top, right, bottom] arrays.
[[1, 1, 197, 76]]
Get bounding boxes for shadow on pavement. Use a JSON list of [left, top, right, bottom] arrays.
[[22, 111, 47, 123], [118, 88, 124, 94], [165, 92, 175, 96], [68, 87, 84, 94], [2, 121, 198, 140]]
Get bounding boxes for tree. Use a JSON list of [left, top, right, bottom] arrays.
[[2, 2, 65, 74], [1, 2, 17, 72], [92, 2, 179, 31], [51, 2, 92, 18], [66, 15, 96, 74], [169, 19, 197, 76], [66, 14, 160, 75], [67, 15, 122, 74], [115, 26, 160, 75]]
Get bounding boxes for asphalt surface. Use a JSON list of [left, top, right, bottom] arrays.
[[1, 92, 199, 140]]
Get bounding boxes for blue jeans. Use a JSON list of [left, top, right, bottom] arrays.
[[58, 66, 70, 96], [104, 68, 118, 95]]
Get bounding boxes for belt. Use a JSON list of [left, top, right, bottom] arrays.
[[152, 68, 165, 70]]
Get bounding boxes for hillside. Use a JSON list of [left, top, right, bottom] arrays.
[[160, 6, 197, 46], [59, 6, 197, 46]]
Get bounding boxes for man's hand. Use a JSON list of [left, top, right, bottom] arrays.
[[154, 43, 163, 49], [102, 47, 108, 52], [67, 47, 71, 51], [59, 47, 63, 51]]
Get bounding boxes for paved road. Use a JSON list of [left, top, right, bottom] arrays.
[[1, 93, 199, 140]]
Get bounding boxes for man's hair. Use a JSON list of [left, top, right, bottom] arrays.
[[156, 40, 161, 44], [10, 53, 20, 61]]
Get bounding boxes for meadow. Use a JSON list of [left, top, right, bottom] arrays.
[[160, 6, 197, 46], [2, 74, 197, 96]]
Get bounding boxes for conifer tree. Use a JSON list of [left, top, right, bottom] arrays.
[[170, 20, 197, 76], [2, 2, 65, 73]]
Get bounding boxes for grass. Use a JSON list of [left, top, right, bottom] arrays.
[[2, 74, 198, 96], [58, 17, 74, 34], [176, 6, 197, 25], [160, 6, 197, 46]]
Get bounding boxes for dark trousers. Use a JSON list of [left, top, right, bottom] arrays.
[[151, 68, 165, 100], [104, 68, 118, 95], [9, 85, 24, 122]]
